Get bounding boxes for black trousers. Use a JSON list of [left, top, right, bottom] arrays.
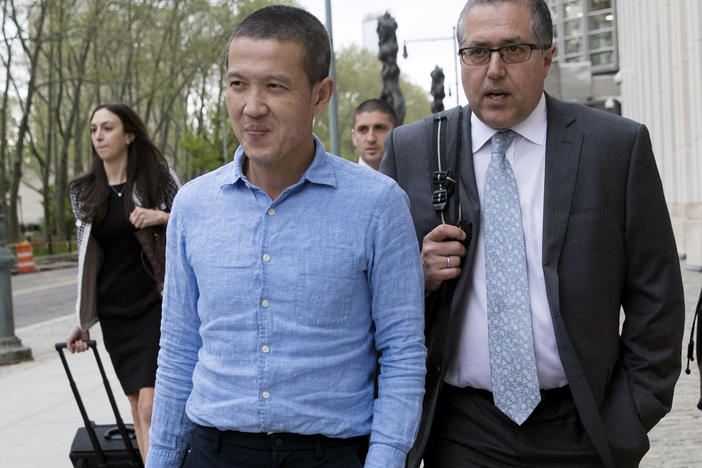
[[182, 424, 369, 468], [424, 384, 605, 468]]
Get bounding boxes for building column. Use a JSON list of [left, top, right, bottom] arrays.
[[617, 0, 702, 267]]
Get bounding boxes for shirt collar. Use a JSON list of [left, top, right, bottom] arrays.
[[219, 134, 337, 190], [357, 156, 372, 168], [471, 93, 547, 152]]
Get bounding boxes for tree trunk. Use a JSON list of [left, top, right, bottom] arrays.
[[54, 1, 93, 241], [72, 90, 84, 176], [46, 5, 57, 250], [196, 72, 207, 138], [31, 137, 52, 254], [91, 2, 100, 104], [0, 0, 12, 218], [143, 0, 182, 127], [118, 0, 134, 102], [7, 0, 48, 242]]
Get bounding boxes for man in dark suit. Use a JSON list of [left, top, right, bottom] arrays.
[[381, 1, 685, 467]]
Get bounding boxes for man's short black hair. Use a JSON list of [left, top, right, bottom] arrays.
[[353, 99, 399, 128], [228, 5, 331, 86]]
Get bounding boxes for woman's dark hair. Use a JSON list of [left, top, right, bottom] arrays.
[[69, 103, 174, 223]]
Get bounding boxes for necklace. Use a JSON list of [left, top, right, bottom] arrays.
[[110, 184, 125, 197]]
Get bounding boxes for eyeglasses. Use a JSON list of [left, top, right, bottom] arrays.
[[458, 44, 548, 66]]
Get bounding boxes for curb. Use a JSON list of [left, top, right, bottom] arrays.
[[11, 253, 78, 275]]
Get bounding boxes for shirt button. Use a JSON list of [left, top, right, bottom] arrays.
[[262, 391, 270, 399], [262, 299, 270, 307], [262, 254, 271, 263], [267, 208, 275, 216], [262, 345, 270, 353]]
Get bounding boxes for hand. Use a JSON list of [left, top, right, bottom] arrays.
[[66, 325, 90, 354], [129, 207, 168, 229], [421, 224, 467, 293]]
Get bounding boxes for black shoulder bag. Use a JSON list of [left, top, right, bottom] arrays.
[[685, 285, 702, 411]]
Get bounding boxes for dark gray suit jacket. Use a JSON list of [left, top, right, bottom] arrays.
[[381, 95, 685, 468]]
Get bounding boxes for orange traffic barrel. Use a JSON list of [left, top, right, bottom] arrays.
[[15, 241, 36, 273]]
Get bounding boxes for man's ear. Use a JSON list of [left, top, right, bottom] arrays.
[[543, 44, 556, 75], [312, 77, 334, 116]]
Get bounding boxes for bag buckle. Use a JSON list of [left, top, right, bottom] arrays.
[[432, 170, 455, 212]]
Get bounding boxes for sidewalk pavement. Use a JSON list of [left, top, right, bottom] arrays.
[[1, 316, 131, 467], [1, 264, 701, 467]]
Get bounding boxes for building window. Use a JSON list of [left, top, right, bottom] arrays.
[[563, 0, 584, 19], [550, 0, 618, 72], [589, 12, 614, 31], [564, 18, 582, 37], [589, 31, 614, 50], [590, 50, 614, 66], [566, 37, 583, 55], [589, 0, 612, 12]]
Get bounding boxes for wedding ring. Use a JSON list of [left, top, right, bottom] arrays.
[[446, 256, 451, 268]]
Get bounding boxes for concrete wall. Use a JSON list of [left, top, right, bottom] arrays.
[[617, 0, 702, 269]]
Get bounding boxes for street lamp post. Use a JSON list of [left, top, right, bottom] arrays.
[[0, 213, 32, 365], [325, 0, 340, 156], [403, 26, 460, 107]]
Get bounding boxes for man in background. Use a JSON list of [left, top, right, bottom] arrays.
[[352, 99, 397, 170]]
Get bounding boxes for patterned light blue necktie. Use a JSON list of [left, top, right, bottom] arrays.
[[484, 130, 540, 425]]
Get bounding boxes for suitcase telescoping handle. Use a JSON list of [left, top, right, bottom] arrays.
[[56, 340, 143, 467]]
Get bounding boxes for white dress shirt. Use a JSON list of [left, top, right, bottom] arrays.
[[358, 155, 372, 168], [445, 94, 568, 390]]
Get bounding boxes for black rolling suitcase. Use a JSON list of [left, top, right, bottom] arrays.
[[56, 340, 143, 468]]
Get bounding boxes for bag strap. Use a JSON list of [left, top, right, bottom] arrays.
[[685, 286, 701, 375], [431, 115, 453, 224], [430, 109, 471, 244]]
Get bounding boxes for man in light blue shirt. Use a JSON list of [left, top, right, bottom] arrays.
[[147, 6, 426, 468]]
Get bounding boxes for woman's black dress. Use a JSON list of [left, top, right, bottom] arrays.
[[92, 184, 162, 395]]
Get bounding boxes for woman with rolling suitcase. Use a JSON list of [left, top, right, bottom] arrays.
[[65, 102, 178, 462]]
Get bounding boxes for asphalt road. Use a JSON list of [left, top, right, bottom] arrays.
[[10, 266, 77, 328]]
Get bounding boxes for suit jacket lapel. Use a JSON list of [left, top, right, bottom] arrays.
[[458, 106, 479, 225], [542, 96, 583, 281]]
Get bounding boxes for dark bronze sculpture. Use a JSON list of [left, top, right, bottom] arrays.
[[377, 12, 406, 125], [430, 66, 445, 113]]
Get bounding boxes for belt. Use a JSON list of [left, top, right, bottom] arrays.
[[447, 384, 572, 403], [193, 424, 369, 451]]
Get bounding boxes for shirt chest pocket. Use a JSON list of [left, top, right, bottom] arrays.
[[294, 248, 362, 328], [191, 241, 258, 315]]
